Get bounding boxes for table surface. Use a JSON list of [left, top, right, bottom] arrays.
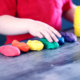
[[0, 29, 80, 80]]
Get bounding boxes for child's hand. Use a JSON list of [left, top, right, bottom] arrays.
[[28, 20, 61, 42]]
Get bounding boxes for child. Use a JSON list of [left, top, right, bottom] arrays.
[[0, 0, 76, 44]]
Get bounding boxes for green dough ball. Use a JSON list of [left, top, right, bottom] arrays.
[[53, 41, 59, 49], [40, 38, 59, 49]]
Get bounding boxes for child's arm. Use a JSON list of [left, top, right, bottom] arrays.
[[62, 4, 77, 22], [0, 15, 61, 42]]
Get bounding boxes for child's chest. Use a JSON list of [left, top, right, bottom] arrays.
[[16, 0, 64, 22]]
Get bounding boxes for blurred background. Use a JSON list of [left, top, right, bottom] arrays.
[[62, 0, 80, 30], [0, 0, 80, 46]]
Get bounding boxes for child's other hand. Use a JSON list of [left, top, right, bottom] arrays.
[[28, 20, 61, 42]]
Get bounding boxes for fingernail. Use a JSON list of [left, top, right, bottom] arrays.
[[50, 39, 53, 42], [58, 34, 61, 37], [55, 39, 58, 42]]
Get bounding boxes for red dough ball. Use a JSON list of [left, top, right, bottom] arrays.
[[0, 45, 20, 57]]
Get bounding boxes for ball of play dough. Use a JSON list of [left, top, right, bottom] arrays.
[[0, 45, 20, 57], [56, 36, 65, 45], [40, 38, 59, 49], [12, 40, 29, 52], [61, 32, 77, 42], [26, 40, 44, 51], [53, 41, 59, 48]]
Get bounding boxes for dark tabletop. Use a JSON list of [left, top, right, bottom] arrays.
[[0, 29, 80, 80]]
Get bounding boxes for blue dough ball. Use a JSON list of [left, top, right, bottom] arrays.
[[57, 36, 65, 45]]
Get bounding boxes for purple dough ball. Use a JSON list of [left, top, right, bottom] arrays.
[[60, 32, 77, 42]]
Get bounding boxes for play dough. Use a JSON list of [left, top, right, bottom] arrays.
[[0, 45, 20, 57], [12, 40, 29, 52], [56, 36, 65, 45], [26, 40, 44, 51], [61, 32, 77, 42], [40, 38, 59, 49]]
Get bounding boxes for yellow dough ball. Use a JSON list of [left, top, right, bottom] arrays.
[[26, 40, 44, 51]]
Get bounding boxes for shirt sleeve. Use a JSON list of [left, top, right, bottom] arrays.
[[0, 0, 16, 16], [62, 0, 73, 12]]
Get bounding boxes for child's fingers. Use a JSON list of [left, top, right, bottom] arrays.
[[36, 32, 43, 38], [48, 26, 61, 37], [41, 27, 58, 42], [42, 27, 58, 42], [47, 31, 59, 42], [40, 30, 53, 42]]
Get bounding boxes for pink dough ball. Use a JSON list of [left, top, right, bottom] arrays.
[[0, 45, 21, 56]]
